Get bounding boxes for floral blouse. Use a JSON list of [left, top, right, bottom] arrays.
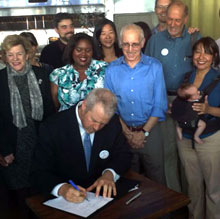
[[50, 59, 108, 111]]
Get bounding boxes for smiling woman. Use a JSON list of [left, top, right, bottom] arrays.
[[93, 18, 122, 63], [0, 34, 55, 218], [176, 37, 220, 219], [50, 32, 108, 111], [5, 45, 28, 72], [1, 35, 30, 72]]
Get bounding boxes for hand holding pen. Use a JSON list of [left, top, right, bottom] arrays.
[[69, 180, 89, 201], [58, 180, 87, 203]]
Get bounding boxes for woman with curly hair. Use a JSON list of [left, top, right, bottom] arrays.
[[50, 32, 108, 111]]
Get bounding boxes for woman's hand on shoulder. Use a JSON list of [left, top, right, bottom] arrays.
[[188, 27, 200, 34]]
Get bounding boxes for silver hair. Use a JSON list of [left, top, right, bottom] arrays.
[[84, 88, 117, 117], [119, 24, 144, 45]]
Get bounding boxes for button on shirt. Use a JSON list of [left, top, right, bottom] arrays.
[[51, 101, 119, 197], [104, 54, 167, 127], [145, 27, 201, 91]]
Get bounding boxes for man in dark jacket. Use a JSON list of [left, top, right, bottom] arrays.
[[40, 12, 74, 68], [31, 88, 131, 203]]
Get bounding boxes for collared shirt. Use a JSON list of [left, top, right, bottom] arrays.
[[50, 59, 108, 111], [145, 27, 201, 91], [51, 102, 119, 197], [104, 53, 167, 127], [151, 24, 159, 35]]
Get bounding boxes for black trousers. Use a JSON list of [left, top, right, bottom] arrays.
[[0, 180, 37, 219]]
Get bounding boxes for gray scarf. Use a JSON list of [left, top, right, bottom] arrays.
[[7, 62, 43, 129]]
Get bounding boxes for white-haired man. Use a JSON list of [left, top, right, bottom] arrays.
[[105, 24, 168, 185]]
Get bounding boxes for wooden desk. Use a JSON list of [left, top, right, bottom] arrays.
[[26, 171, 190, 219]]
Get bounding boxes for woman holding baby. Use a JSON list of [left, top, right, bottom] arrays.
[[177, 37, 220, 219]]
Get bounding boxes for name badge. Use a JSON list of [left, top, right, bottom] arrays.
[[161, 48, 169, 56], [99, 150, 109, 159]]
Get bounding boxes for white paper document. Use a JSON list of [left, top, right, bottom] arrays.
[[43, 192, 113, 218]]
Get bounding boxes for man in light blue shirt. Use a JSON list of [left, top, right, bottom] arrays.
[[145, 0, 201, 192], [105, 24, 167, 185]]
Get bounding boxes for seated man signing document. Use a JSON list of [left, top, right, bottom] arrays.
[[31, 88, 131, 203]]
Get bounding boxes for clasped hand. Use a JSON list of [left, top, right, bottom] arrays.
[[124, 129, 146, 149]]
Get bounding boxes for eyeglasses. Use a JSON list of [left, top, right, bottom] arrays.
[[121, 42, 141, 50], [156, 4, 169, 10]]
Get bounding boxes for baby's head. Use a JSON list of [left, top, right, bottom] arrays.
[[177, 83, 200, 102]]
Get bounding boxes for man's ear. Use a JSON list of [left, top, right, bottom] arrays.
[[184, 15, 188, 25], [141, 38, 146, 49], [81, 100, 87, 112]]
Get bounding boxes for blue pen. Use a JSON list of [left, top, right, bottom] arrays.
[[68, 180, 89, 201], [68, 180, 80, 191]]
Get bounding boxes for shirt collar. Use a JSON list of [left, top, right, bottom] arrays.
[[120, 53, 145, 65], [76, 101, 84, 131], [76, 102, 95, 140], [152, 24, 160, 35]]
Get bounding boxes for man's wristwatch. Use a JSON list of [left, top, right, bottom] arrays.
[[141, 128, 149, 137]]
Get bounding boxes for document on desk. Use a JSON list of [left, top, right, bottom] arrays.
[[43, 192, 113, 218]]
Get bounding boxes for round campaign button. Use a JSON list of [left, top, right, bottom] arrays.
[[161, 48, 169, 56], [99, 150, 109, 159]]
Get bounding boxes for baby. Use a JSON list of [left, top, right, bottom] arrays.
[[175, 83, 206, 144]]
